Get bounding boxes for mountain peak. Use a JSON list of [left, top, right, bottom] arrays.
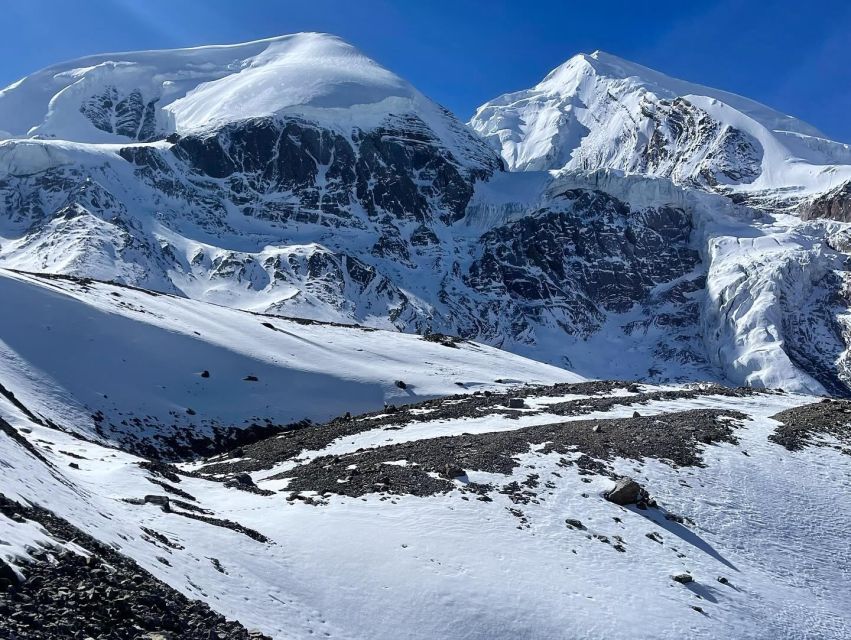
[[163, 31, 417, 134], [538, 50, 649, 86], [0, 32, 427, 142], [531, 50, 822, 138], [586, 49, 635, 67], [471, 47, 847, 177]]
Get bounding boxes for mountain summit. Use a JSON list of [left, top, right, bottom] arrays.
[[471, 50, 851, 199], [0, 33, 477, 147]]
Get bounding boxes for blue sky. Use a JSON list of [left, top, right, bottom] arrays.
[[3, 0, 850, 141]]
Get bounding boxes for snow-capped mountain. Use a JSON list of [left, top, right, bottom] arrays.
[[470, 50, 851, 206], [2, 33, 851, 640], [0, 32, 492, 156], [1, 35, 851, 397], [469, 52, 851, 396]]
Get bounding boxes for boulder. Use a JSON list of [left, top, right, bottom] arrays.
[[604, 476, 643, 505], [224, 473, 256, 489], [143, 495, 170, 512], [508, 398, 525, 409], [0, 559, 21, 590], [441, 464, 466, 479]]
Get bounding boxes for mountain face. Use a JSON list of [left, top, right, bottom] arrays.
[[1, 35, 851, 396]]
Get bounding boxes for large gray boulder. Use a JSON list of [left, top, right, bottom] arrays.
[[605, 476, 643, 505]]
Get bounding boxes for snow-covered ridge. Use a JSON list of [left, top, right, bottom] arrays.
[[544, 51, 823, 139]]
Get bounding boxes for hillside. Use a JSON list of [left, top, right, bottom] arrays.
[[2, 370, 849, 638]]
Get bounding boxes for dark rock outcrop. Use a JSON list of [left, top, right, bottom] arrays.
[[0, 494, 270, 639], [801, 180, 851, 222]]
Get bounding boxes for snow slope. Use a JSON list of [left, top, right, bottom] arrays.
[[0, 269, 579, 455], [2, 378, 849, 639]]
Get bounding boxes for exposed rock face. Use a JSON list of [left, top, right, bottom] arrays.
[[801, 180, 851, 222], [466, 190, 700, 339], [81, 86, 160, 141], [162, 114, 500, 228], [574, 96, 763, 188]]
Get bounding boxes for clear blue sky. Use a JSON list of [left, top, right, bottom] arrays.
[[3, 0, 850, 142]]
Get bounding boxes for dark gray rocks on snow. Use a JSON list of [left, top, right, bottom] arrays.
[[0, 494, 270, 639]]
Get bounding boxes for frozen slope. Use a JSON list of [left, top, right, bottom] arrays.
[[2, 378, 850, 638], [0, 269, 579, 456]]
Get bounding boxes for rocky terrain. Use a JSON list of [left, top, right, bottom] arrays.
[[2, 368, 850, 639], [0, 495, 270, 640]]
